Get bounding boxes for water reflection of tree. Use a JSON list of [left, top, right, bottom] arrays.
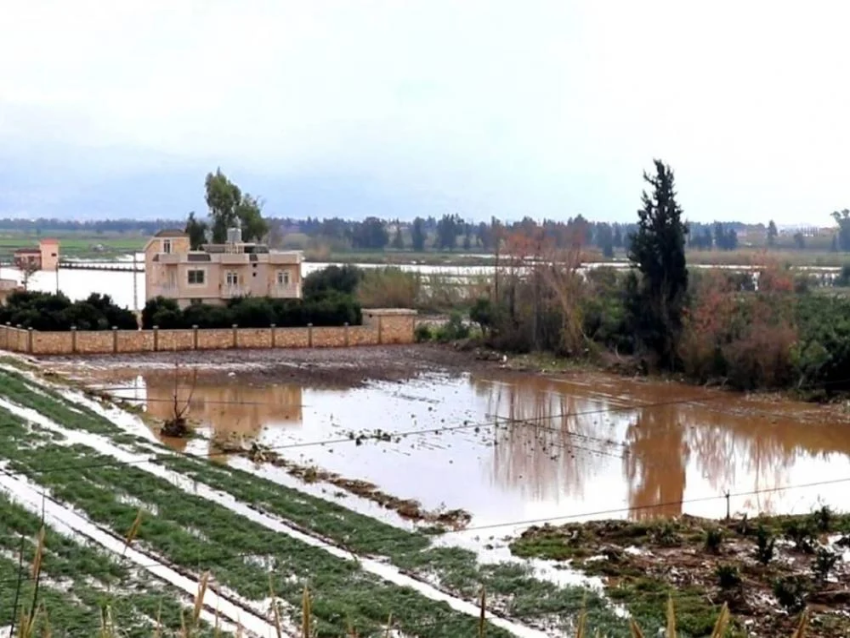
[[682, 404, 850, 514], [624, 404, 690, 518], [472, 371, 850, 518], [142, 374, 303, 451], [471, 375, 619, 503]]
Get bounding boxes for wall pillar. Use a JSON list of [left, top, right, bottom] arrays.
[[307, 323, 313, 348], [27, 327, 33, 354], [71, 326, 77, 354], [344, 322, 349, 347], [378, 315, 384, 345], [112, 326, 118, 354], [153, 326, 159, 352], [270, 324, 276, 348], [232, 324, 238, 349], [193, 325, 199, 350]]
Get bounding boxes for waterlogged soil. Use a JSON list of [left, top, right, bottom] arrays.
[[61, 346, 850, 529], [42, 344, 488, 387], [212, 436, 472, 529], [511, 513, 850, 637]]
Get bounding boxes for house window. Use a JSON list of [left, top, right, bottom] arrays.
[[187, 269, 205, 285], [162, 239, 172, 254], [277, 270, 290, 286], [226, 271, 239, 286]]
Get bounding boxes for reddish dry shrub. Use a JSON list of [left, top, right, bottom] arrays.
[[681, 267, 798, 389]]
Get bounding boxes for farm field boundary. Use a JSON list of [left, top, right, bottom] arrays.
[[0, 308, 415, 355]]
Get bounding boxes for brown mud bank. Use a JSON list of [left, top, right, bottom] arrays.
[[36, 344, 499, 387], [512, 513, 850, 637], [213, 437, 472, 529]]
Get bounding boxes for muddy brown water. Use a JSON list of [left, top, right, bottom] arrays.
[[82, 368, 850, 527]]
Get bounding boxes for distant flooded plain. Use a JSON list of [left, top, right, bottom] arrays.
[[81, 367, 850, 528]]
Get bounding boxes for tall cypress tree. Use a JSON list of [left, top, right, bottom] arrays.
[[627, 159, 689, 368]]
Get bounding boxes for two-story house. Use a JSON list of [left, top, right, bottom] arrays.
[[144, 228, 303, 308]]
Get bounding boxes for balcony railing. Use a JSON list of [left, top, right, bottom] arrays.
[[219, 253, 249, 265], [151, 284, 179, 297], [222, 285, 249, 298], [157, 253, 180, 264], [270, 283, 302, 299]]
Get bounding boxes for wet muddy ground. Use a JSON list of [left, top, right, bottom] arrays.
[[20, 345, 850, 635], [41, 344, 494, 387], [57, 346, 850, 527]]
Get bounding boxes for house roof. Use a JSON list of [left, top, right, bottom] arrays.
[[154, 229, 188, 238], [13, 248, 40, 254]]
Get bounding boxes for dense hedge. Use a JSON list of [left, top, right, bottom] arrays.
[[141, 265, 365, 330], [141, 295, 361, 330], [0, 291, 138, 331]]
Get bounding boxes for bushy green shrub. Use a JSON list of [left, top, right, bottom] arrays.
[[0, 291, 137, 331], [303, 265, 363, 299], [140, 267, 365, 330], [434, 312, 470, 342], [414, 324, 433, 343], [141, 294, 361, 330]]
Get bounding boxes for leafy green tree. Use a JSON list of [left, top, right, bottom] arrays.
[[596, 223, 615, 258], [832, 209, 850, 252], [204, 169, 268, 243], [612, 225, 623, 248], [184, 212, 208, 250], [627, 159, 689, 368], [303, 265, 364, 299], [767, 220, 778, 247], [350, 217, 389, 250], [391, 222, 404, 250], [411, 217, 426, 251], [436, 214, 462, 250], [793, 232, 805, 250]]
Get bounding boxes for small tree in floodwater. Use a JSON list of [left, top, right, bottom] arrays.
[[160, 363, 197, 438], [626, 159, 689, 369]]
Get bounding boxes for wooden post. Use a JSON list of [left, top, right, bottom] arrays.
[[307, 323, 313, 348], [112, 326, 118, 354], [344, 322, 349, 347], [270, 324, 276, 348], [153, 326, 159, 352], [232, 324, 238, 349], [27, 328, 33, 354], [193, 325, 199, 350], [71, 326, 77, 354]]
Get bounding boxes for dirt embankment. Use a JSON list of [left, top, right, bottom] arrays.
[[511, 513, 850, 637], [38, 344, 501, 387]]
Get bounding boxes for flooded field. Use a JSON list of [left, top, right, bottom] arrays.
[[78, 365, 850, 528], [1, 348, 848, 636]]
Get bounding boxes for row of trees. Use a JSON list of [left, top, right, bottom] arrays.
[[469, 160, 850, 393], [0, 292, 137, 331]]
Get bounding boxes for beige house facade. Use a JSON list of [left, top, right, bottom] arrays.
[[144, 229, 303, 308], [13, 238, 59, 272]]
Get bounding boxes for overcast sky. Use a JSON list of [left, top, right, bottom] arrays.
[[2, 1, 849, 224]]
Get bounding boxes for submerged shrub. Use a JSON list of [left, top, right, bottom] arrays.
[[754, 525, 776, 565]]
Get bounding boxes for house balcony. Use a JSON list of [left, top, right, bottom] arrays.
[[150, 284, 179, 298], [157, 253, 181, 264], [222, 285, 250, 299], [270, 283, 302, 299], [219, 253, 250, 265]]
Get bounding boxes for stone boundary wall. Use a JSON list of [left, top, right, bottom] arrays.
[[0, 309, 415, 356]]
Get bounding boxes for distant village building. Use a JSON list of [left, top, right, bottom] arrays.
[[13, 239, 59, 272], [0, 278, 22, 305], [144, 228, 304, 308]]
